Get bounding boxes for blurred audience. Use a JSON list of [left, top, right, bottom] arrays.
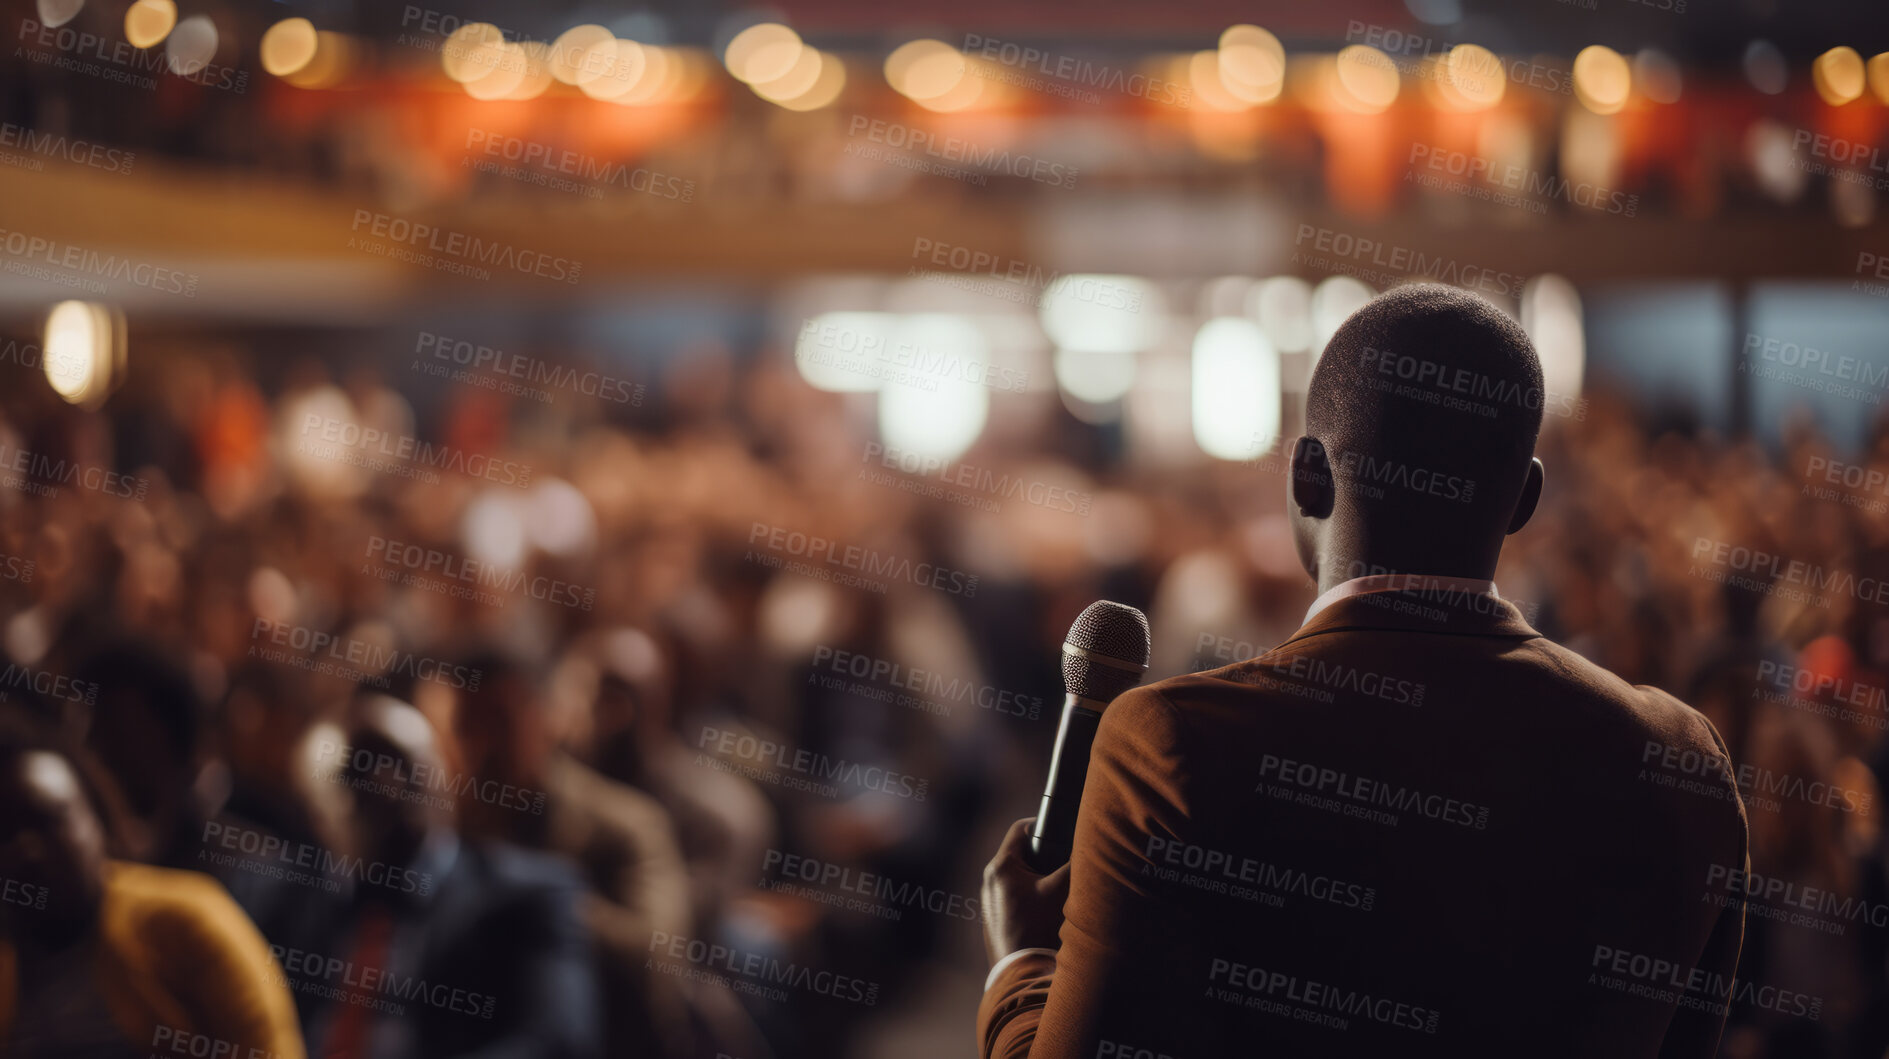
[[3, 341, 1888, 1058]]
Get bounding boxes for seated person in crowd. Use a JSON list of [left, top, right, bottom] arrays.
[[236, 693, 602, 1059], [454, 651, 694, 1059], [0, 710, 305, 1059]]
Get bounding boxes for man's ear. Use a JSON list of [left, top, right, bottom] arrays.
[[1506, 457, 1544, 535], [1289, 435, 1334, 520]]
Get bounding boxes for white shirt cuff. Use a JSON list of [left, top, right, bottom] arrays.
[[984, 947, 1057, 992]]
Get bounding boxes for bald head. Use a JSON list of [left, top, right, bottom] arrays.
[[1290, 284, 1547, 586]]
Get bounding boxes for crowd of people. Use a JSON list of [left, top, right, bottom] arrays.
[[0, 327, 1886, 1058]]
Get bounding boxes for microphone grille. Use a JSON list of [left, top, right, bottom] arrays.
[[1062, 601, 1150, 703]]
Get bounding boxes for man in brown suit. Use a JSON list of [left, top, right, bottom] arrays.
[[979, 284, 1749, 1058]]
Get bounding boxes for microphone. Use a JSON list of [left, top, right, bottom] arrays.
[[1028, 600, 1151, 872]]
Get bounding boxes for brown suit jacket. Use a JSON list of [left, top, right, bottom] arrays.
[[979, 587, 1748, 1059]]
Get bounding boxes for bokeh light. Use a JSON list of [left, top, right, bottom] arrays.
[[260, 18, 318, 77], [1333, 46, 1401, 113], [1217, 25, 1285, 105], [165, 15, 219, 77], [124, 0, 176, 50], [1573, 45, 1630, 115], [1632, 48, 1682, 104], [1192, 317, 1280, 461], [1743, 40, 1788, 95], [724, 23, 803, 84], [1813, 46, 1866, 106]]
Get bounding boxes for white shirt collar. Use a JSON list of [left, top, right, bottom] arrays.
[[1303, 573, 1499, 626]]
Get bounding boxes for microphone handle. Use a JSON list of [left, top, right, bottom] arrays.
[[1028, 693, 1103, 872]]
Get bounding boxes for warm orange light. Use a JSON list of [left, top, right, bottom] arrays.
[[1333, 46, 1399, 113], [1189, 51, 1249, 112], [725, 23, 802, 84], [752, 42, 822, 101], [463, 42, 527, 99], [549, 24, 615, 86], [578, 39, 649, 101], [1442, 44, 1503, 110], [1573, 45, 1630, 115], [1218, 24, 1284, 105], [1813, 46, 1866, 105], [502, 41, 554, 100], [765, 50, 846, 111], [124, 0, 176, 49], [260, 17, 317, 76], [282, 31, 351, 89]]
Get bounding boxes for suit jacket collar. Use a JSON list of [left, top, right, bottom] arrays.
[[1279, 583, 1541, 649]]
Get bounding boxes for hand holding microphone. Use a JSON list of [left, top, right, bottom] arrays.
[[983, 600, 1150, 965], [1028, 600, 1151, 871]]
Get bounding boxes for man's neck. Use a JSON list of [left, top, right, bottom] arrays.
[[1315, 552, 1498, 597]]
